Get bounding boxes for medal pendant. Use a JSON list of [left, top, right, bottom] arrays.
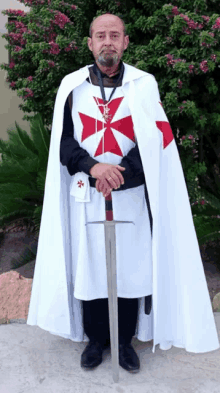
[[103, 104, 111, 122]]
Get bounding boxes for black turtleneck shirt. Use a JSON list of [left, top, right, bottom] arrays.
[[60, 61, 144, 178]]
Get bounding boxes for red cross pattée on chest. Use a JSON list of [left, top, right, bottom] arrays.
[[78, 97, 135, 157]]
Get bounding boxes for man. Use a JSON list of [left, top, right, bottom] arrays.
[[60, 13, 151, 372], [27, 12, 219, 377]]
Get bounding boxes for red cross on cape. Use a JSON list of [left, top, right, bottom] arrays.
[[156, 102, 174, 149]]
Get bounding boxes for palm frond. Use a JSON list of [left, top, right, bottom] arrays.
[[29, 113, 50, 164]]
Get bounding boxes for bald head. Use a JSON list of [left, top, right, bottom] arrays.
[[89, 13, 126, 38]]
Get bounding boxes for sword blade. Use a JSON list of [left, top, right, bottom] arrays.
[[85, 219, 135, 383], [104, 222, 119, 383]]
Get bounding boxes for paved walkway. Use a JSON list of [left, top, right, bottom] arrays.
[[0, 314, 220, 393]]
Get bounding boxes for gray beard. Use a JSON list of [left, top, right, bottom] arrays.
[[97, 52, 119, 67]]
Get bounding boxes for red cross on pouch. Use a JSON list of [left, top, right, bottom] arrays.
[[77, 180, 84, 188], [156, 101, 174, 149], [78, 97, 135, 157]]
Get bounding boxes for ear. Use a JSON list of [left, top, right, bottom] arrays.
[[124, 35, 129, 51], [87, 37, 92, 52]]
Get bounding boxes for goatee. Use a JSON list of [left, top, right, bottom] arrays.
[[97, 52, 119, 67]]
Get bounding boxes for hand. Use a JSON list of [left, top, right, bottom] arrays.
[[96, 178, 113, 198], [90, 163, 125, 189]]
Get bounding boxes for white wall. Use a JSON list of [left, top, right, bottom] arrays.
[[0, 0, 32, 156]]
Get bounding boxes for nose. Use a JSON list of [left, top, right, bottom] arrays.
[[103, 34, 113, 46]]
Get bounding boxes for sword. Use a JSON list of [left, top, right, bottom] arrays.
[[85, 192, 135, 383]]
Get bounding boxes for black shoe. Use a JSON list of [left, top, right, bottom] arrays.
[[81, 341, 103, 370], [119, 343, 140, 373]]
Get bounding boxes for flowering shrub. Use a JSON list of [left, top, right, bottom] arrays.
[[0, 0, 220, 244]]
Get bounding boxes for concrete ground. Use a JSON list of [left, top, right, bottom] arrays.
[[1, 314, 220, 393]]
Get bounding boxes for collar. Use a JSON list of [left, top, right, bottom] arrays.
[[92, 60, 124, 80]]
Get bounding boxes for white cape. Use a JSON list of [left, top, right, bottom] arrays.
[[27, 62, 220, 354]]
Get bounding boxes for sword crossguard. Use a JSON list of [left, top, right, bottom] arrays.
[[85, 220, 135, 225]]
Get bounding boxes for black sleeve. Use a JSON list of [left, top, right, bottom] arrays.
[[60, 96, 100, 176], [119, 142, 144, 178]]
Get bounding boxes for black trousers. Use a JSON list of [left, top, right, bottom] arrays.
[[82, 297, 139, 346]]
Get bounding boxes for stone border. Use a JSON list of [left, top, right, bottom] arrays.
[[0, 318, 27, 325], [1, 314, 220, 326]]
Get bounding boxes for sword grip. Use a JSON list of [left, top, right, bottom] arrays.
[[105, 193, 113, 221]]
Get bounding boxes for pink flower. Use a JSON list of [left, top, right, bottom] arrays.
[[200, 60, 209, 73], [13, 21, 23, 29], [69, 41, 76, 48], [71, 5, 78, 10], [48, 61, 55, 67], [183, 27, 192, 35], [27, 76, 33, 81], [188, 135, 194, 140], [200, 200, 205, 205], [165, 54, 173, 60], [165, 54, 186, 67], [201, 16, 210, 23], [23, 88, 34, 99], [179, 14, 190, 22], [14, 46, 23, 52], [187, 20, 198, 29], [178, 79, 183, 88], [5, 9, 26, 17], [182, 136, 186, 140], [166, 56, 174, 66], [10, 81, 16, 88], [7, 32, 27, 46], [49, 41, 60, 55], [23, 0, 45, 4], [166, 37, 173, 43], [9, 61, 15, 69], [179, 14, 205, 33], [53, 11, 71, 29], [172, 6, 179, 15], [188, 64, 194, 74], [212, 17, 220, 30], [64, 41, 77, 52], [210, 54, 217, 61], [48, 31, 57, 41]]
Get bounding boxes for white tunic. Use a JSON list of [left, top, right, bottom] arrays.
[[69, 79, 152, 300]]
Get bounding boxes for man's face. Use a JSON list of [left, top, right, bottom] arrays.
[[87, 15, 129, 68]]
